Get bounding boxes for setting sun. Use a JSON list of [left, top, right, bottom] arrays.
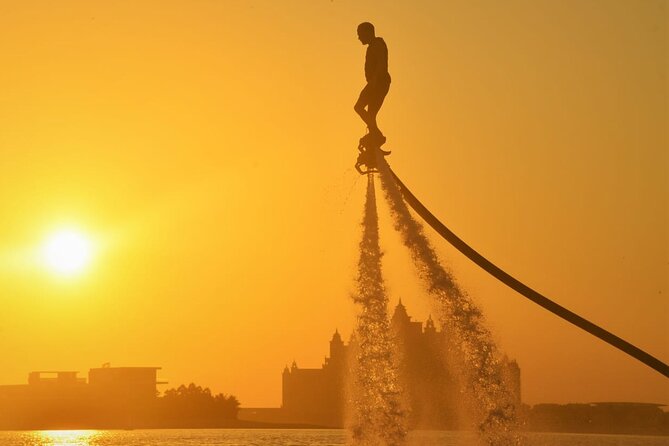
[[41, 229, 93, 276]]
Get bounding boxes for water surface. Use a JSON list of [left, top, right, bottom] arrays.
[[0, 429, 666, 446]]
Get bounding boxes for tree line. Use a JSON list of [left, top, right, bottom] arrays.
[[156, 383, 240, 425]]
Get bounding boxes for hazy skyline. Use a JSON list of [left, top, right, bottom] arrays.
[[0, 0, 666, 408]]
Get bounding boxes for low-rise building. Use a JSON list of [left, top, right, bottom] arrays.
[[0, 365, 163, 429]]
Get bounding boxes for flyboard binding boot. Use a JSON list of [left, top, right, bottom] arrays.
[[354, 131, 391, 175]]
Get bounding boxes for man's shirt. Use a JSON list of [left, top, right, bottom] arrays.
[[365, 37, 391, 85]]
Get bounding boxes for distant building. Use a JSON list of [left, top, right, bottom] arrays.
[[274, 301, 522, 428], [28, 370, 86, 386], [528, 402, 669, 435], [0, 365, 163, 429], [282, 330, 348, 426], [89, 366, 163, 400]]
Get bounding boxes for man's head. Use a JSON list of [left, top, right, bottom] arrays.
[[357, 22, 375, 45]]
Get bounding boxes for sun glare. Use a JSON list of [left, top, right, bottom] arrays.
[[41, 229, 93, 276], [37, 429, 99, 445]]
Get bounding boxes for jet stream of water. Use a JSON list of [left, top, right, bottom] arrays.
[[348, 175, 407, 446], [376, 158, 520, 446]]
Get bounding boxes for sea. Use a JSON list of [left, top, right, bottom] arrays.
[[0, 429, 667, 446]]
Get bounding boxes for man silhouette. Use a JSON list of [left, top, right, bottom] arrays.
[[354, 22, 391, 149]]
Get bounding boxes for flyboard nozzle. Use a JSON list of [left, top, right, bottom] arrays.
[[354, 133, 390, 175]]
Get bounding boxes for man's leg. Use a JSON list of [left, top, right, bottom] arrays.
[[366, 82, 390, 136], [366, 95, 382, 134], [366, 104, 380, 135], [354, 85, 372, 128]]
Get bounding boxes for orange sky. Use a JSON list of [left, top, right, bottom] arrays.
[[0, 0, 667, 407]]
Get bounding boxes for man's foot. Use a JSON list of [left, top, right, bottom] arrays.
[[368, 128, 386, 145], [359, 131, 387, 150]]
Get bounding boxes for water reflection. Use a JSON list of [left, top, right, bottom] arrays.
[[0, 430, 663, 446], [36, 430, 100, 446]]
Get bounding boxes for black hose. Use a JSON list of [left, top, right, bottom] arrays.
[[386, 164, 669, 379]]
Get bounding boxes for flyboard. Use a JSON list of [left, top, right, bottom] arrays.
[[355, 132, 391, 175]]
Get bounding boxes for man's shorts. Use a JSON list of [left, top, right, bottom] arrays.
[[357, 80, 391, 112]]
